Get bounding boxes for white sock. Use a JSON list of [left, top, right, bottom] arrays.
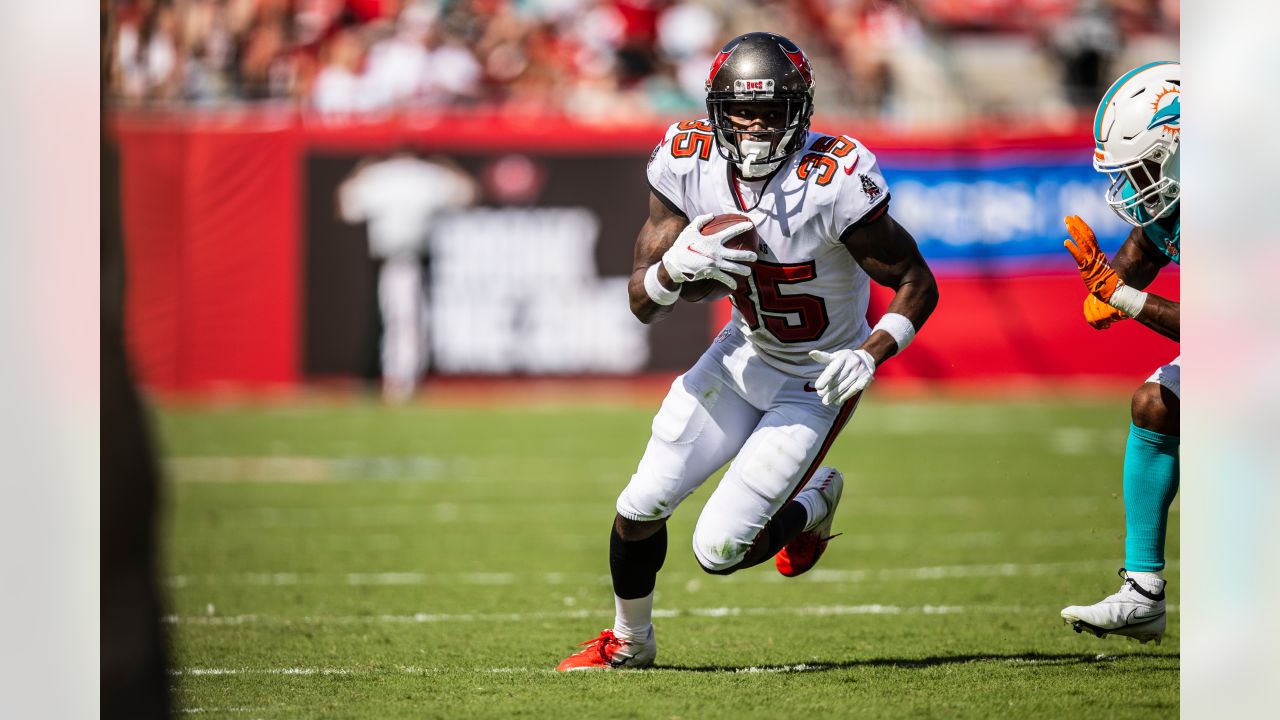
[[796, 490, 828, 532], [1127, 571, 1166, 595], [613, 593, 654, 642]]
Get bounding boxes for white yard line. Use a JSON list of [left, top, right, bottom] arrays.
[[173, 667, 352, 675], [162, 605, 969, 626], [167, 559, 1179, 589], [165, 601, 1177, 627], [179, 707, 278, 714], [173, 667, 549, 681]]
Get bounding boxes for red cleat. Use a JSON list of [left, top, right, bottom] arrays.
[[555, 627, 656, 671], [776, 467, 844, 577]]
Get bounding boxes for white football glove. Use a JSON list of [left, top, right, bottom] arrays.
[[808, 348, 876, 406], [662, 214, 757, 289]]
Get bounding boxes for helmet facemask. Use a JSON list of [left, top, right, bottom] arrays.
[[707, 95, 812, 178], [1096, 139, 1180, 227]]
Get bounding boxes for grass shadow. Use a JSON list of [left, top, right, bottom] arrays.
[[659, 651, 1180, 673]]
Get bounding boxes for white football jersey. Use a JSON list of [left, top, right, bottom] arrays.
[[646, 119, 891, 377], [339, 155, 473, 259]]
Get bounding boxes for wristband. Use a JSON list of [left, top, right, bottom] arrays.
[[1108, 284, 1148, 318], [872, 312, 916, 351], [644, 262, 680, 306]]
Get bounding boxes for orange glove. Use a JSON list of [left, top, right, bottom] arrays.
[[1063, 215, 1122, 301], [1083, 294, 1128, 330]]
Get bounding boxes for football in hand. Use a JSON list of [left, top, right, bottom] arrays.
[[679, 213, 759, 303]]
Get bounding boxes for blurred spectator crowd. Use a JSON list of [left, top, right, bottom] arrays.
[[107, 0, 1178, 127]]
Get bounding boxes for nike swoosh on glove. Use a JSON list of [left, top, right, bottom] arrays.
[[662, 214, 757, 289], [808, 348, 876, 405]]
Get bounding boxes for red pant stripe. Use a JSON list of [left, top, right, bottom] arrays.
[[782, 391, 861, 505]]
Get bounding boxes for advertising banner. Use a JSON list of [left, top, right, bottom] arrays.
[[113, 115, 1177, 391], [888, 157, 1136, 267], [303, 151, 714, 380]]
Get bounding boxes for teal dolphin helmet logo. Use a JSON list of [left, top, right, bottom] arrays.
[[1147, 95, 1180, 130]]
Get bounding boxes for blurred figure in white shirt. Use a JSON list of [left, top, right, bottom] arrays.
[[656, 1, 721, 103], [423, 32, 484, 105], [312, 27, 371, 115], [338, 151, 478, 402], [364, 3, 435, 109], [115, 3, 180, 102]]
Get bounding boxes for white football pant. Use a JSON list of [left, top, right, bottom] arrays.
[[1146, 356, 1179, 399], [616, 326, 861, 572], [379, 255, 427, 403]]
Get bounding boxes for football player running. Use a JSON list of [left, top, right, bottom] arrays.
[[1059, 61, 1181, 644], [557, 32, 938, 671]]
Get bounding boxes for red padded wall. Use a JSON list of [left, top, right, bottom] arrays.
[[116, 120, 300, 390]]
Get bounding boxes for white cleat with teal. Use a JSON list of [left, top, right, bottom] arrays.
[[1061, 569, 1166, 645]]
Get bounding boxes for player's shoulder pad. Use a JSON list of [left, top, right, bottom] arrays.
[[795, 133, 885, 196], [647, 119, 714, 217], [793, 132, 890, 241], [648, 119, 716, 177]]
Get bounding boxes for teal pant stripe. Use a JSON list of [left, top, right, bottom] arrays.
[[1123, 423, 1180, 572]]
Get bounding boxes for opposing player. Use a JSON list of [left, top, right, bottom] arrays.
[[1059, 61, 1180, 644], [556, 32, 938, 671]]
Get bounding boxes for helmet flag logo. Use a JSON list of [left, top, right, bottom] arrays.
[[782, 48, 813, 87], [706, 49, 734, 88]]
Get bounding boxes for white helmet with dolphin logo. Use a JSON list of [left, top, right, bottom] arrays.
[[1093, 61, 1181, 227]]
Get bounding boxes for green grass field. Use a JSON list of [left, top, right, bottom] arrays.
[[156, 395, 1178, 718]]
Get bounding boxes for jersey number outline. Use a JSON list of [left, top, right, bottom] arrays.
[[730, 260, 830, 343], [795, 135, 857, 187], [796, 155, 837, 186], [671, 120, 713, 161]]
